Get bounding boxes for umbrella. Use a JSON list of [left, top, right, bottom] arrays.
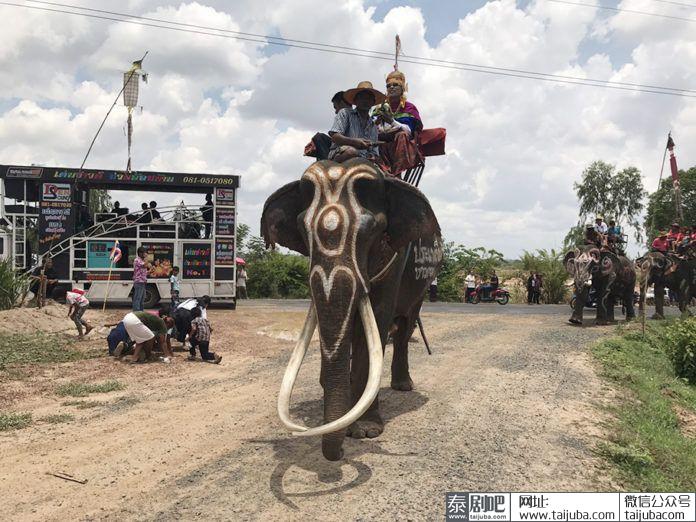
[[235, 257, 246, 265]]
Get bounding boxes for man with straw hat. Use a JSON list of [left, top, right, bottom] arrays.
[[328, 80, 386, 163]]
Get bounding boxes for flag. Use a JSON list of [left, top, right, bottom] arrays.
[[667, 133, 679, 183], [109, 240, 122, 264]]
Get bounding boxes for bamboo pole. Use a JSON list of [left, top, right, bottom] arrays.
[[102, 259, 114, 312]]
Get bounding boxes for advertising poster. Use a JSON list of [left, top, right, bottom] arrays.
[[87, 240, 115, 269], [215, 208, 235, 236], [215, 187, 235, 205], [215, 238, 235, 266], [183, 243, 211, 279], [141, 242, 174, 278], [38, 182, 73, 254]]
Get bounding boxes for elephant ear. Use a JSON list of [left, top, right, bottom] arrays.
[[599, 251, 619, 276], [384, 177, 441, 250], [563, 250, 576, 275], [260, 180, 309, 256]]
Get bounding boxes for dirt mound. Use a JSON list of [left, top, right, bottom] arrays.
[[0, 302, 113, 336]]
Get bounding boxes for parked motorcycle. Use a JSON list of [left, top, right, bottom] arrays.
[[469, 284, 510, 305]]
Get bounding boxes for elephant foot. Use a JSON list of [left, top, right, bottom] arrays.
[[391, 376, 414, 391], [651, 313, 665, 320], [347, 412, 384, 439], [568, 317, 582, 325]]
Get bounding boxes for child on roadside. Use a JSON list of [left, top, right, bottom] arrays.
[[188, 306, 221, 364], [66, 288, 93, 338], [169, 266, 180, 308]]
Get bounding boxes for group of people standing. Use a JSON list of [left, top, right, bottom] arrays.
[[526, 273, 543, 305], [308, 68, 423, 177]]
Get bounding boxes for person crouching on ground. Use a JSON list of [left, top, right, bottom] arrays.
[[66, 288, 93, 338], [188, 306, 221, 364], [123, 311, 175, 364]]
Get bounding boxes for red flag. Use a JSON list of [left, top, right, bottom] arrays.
[[667, 134, 679, 184]]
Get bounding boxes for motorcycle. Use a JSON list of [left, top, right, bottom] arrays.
[[468, 284, 510, 305]]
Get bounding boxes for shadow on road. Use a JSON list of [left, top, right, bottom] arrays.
[[248, 387, 428, 509]]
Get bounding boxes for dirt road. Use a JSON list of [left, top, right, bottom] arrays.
[[0, 302, 621, 521]]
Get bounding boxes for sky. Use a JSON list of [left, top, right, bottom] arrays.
[[0, 0, 694, 258]]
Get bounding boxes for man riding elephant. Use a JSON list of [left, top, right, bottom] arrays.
[[261, 158, 441, 461], [637, 251, 695, 319], [565, 245, 636, 325]]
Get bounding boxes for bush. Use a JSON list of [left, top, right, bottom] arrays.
[[0, 258, 30, 310], [663, 318, 696, 384], [518, 249, 569, 304], [247, 251, 309, 299]]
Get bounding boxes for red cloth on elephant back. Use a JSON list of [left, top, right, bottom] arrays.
[[379, 132, 423, 177], [418, 128, 446, 157]]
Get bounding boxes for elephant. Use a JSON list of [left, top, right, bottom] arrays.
[[261, 158, 442, 461], [636, 252, 695, 319], [564, 245, 636, 325]]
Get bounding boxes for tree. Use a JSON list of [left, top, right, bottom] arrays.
[[571, 160, 646, 244], [519, 249, 569, 304], [644, 166, 696, 240], [437, 243, 504, 301]]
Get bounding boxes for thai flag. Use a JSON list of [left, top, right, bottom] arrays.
[[110, 240, 122, 264]]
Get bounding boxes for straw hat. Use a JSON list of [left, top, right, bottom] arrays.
[[343, 81, 386, 105]]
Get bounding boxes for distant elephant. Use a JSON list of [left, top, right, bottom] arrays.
[[637, 252, 694, 319], [564, 245, 636, 325], [261, 158, 442, 461]]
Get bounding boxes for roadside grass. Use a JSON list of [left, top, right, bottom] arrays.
[[56, 380, 125, 397], [0, 331, 100, 372], [593, 321, 696, 491], [0, 412, 32, 431], [40, 413, 74, 424]]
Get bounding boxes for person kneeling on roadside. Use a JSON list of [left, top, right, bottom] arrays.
[[188, 306, 221, 364], [123, 311, 175, 364], [105, 320, 132, 356], [66, 288, 93, 338]]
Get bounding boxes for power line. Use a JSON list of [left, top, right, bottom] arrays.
[[22, 0, 696, 95], [650, 0, 696, 9], [547, 0, 696, 23], [3, 0, 696, 98]]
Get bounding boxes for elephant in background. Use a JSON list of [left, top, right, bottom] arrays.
[[637, 252, 695, 319], [261, 158, 442, 461], [564, 245, 636, 325]]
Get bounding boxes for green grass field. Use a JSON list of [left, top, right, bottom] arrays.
[[593, 321, 696, 491]]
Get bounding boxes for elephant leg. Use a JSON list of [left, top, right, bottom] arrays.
[[606, 295, 616, 322], [624, 291, 636, 320], [347, 311, 384, 440], [569, 287, 586, 325], [595, 286, 609, 325], [391, 314, 415, 391], [653, 285, 665, 319]]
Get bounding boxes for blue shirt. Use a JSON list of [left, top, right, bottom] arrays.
[[107, 322, 128, 355]]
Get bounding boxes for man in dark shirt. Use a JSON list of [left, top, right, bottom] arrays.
[[200, 193, 214, 239], [490, 271, 499, 291], [29, 258, 58, 303]]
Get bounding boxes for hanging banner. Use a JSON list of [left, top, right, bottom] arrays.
[[215, 187, 235, 205], [38, 182, 74, 253], [141, 242, 174, 278], [215, 208, 235, 236], [183, 243, 211, 279], [215, 238, 235, 266]]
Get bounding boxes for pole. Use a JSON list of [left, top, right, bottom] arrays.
[[102, 259, 114, 312], [416, 316, 432, 355], [650, 139, 669, 237], [77, 51, 148, 173]]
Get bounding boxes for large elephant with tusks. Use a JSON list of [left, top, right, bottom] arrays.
[[261, 158, 442, 461], [564, 245, 636, 325]]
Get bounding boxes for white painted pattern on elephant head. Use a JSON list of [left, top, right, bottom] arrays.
[[300, 163, 381, 346]]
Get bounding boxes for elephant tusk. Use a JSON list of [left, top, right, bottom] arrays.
[[291, 294, 384, 438], [277, 305, 317, 432]]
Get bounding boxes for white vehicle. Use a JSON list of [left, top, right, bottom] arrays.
[[0, 164, 240, 308]]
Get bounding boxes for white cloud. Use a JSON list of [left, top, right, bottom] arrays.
[[0, 0, 694, 258]]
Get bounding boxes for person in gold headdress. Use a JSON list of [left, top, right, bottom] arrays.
[[375, 69, 423, 176]]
